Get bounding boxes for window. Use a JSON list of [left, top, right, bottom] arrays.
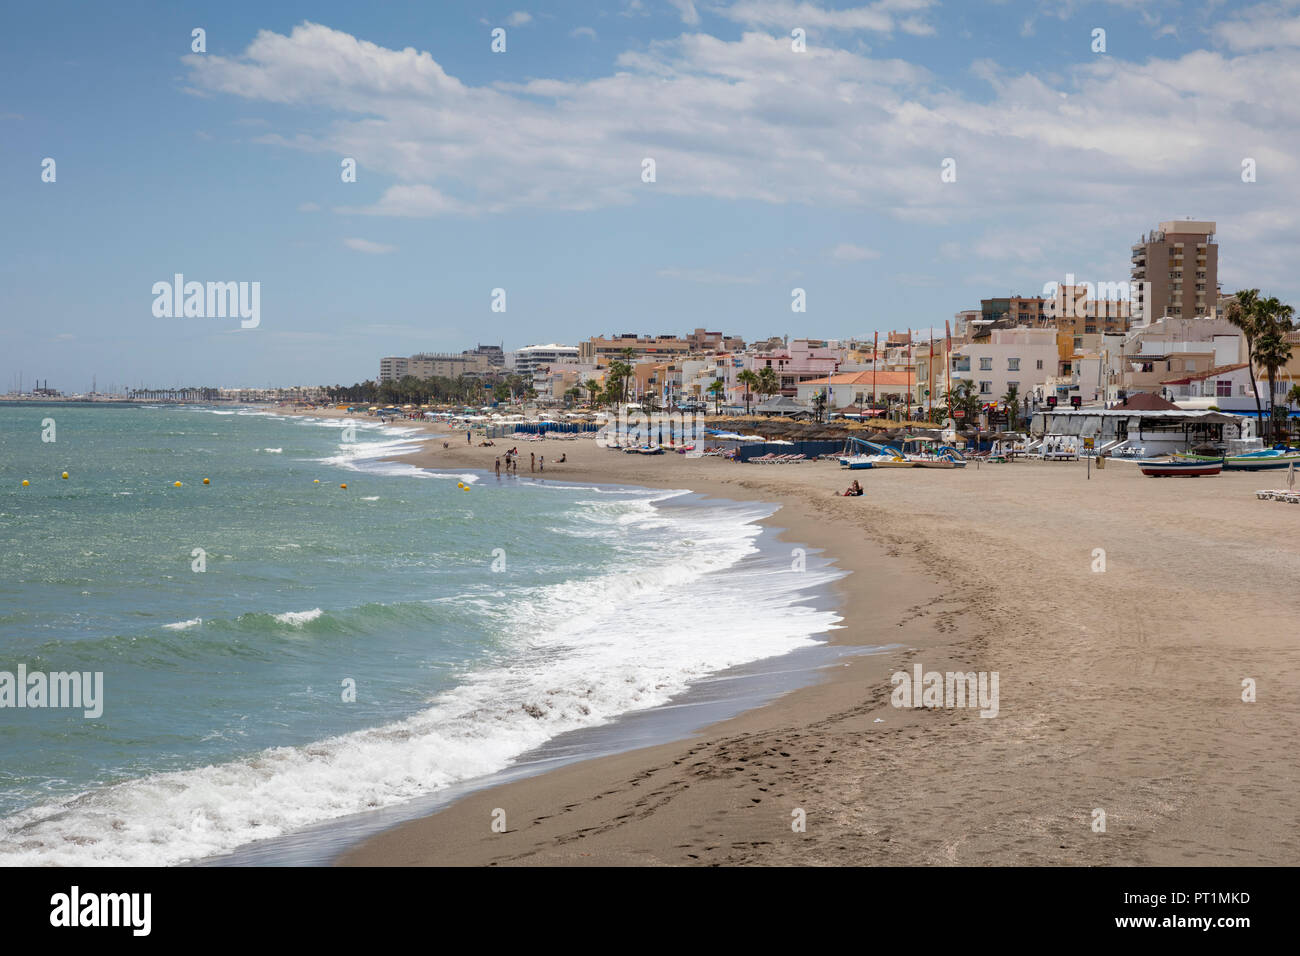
[[1006, 381, 1019, 392], [1007, 358, 1020, 371], [979, 357, 992, 371], [1036, 359, 1044, 369], [1185, 360, 1195, 371], [979, 381, 992, 394], [1217, 380, 1232, 397]]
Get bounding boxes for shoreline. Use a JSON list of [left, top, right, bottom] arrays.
[[330, 415, 967, 866], [301, 408, 1299, 866]]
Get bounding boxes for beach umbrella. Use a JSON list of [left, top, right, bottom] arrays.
[[1289, 460, 1295, 491]]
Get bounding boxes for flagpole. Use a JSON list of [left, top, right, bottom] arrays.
[[872, 330, 878, 414], [945, 319, 953, 425], [907, 328, 913, 419], [927, 332, 934, 424]]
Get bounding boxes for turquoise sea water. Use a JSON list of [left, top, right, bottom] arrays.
[[0, 405, 842, 865]]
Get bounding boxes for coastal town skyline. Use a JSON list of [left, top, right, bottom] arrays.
[[5, 2, 1300, 391]]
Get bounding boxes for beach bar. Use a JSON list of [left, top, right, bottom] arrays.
[[1031, 407, 1252, 458]]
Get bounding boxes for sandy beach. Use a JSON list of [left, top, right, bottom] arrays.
[[317, 412, 1300, 866]]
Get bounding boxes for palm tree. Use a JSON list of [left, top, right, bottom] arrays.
[[1252, 299, 1294, 440], [601, 380, 622, 407], [736, 369, 759, 415], [707, 378, 725, 415], [812, 390, 827, 423], [584, 378, 602, 407], [1287, 383, 1300, 409], [1001, 384, 1020, 431], [605, 360, 632, 406], [757, 366, 779, 403], [1225, 289, 1265, 433]]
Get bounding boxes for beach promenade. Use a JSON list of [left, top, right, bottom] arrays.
[[315, 414, 1300, 866]]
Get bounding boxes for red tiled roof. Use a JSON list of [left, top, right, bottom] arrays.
[[1112, 392, 1181, 410], [1159, 362, 1249, 385]]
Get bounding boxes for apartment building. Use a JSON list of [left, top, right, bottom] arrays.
[[1130, 219, 1219, 321], [745, 339, 845, 396], [513, 344, 580, 382], [685, 328, 746, 352], [378, 349, 496, 383], [578, 333, 694, 364], [944, 327, 1059, 402]]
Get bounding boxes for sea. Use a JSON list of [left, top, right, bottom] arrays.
[[0, 404, 845, 865]]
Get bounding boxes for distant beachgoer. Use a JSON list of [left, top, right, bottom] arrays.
[[539, 456, 544, 472], [467, 430, 471, 445], [558, 453, 566, 463], [495, 457, 501, 477], [443, 441, 449, 448], [843, 480, 863, 497], [530, 452, 535, 473]]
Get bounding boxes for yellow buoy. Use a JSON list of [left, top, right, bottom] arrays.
[[174, 481, 183, 488], [457, 482, 464, 489], [203, 478, 210, 485], [21, 480, 29, 487], [340, 483, 348, 489], [313, 479, 320, 484], [61, 472, 69, 479]]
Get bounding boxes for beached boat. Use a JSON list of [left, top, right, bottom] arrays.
[[839, 455, 875, 470], [1140, 458, 1224, 477], [1176, 449, 1300, 471], [637, 444, 664, 455]]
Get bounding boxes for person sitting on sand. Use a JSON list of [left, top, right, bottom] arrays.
[[557, 453, 566, 463], [842, 480, 863, 497]]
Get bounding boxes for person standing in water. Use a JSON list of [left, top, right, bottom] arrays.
[[539, 455, 544, 472], [494, 457, 501, 478]]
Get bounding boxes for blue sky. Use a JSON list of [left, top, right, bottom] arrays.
[[3, 0, 1298, 390]]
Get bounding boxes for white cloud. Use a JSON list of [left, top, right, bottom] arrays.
[[336, 184, 470, 218], [182, 19, 1300, 292], [505, 11, 532, 27], [669, 0, 701, 25], [720, 0, 937, 34], [1215, 1, 1300, 51], [571, 26, 598, 40], [830, 243, 881, 261], [298, 201, 321, 212], [343, 237, 398, 254]]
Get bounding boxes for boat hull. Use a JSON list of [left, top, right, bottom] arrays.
[[1177, 452, 1300, 471], [1140, 460, 1223, 477]]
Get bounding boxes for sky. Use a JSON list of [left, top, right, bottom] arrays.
[[3, 0, 1298, 391]]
